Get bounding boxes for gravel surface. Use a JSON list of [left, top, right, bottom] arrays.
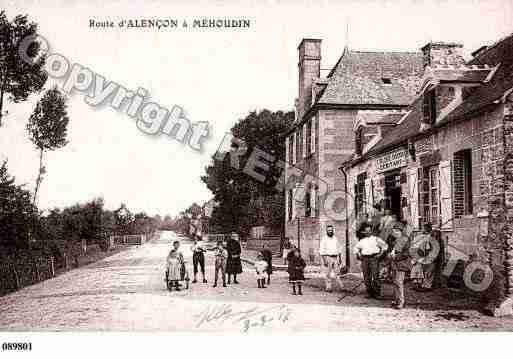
[[1, 231, 512, 332]]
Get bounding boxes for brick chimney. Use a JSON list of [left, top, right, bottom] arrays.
[[421, 42, 465, 68], [297, 38, 321, 120]]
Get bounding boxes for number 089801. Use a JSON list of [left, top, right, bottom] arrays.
[[2, 342, 32, 351]]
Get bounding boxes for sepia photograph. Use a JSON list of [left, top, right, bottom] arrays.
[[1, 0, 513, 354]]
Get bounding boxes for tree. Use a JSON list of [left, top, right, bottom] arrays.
[[201, 109, 293, 237], [26, 86, 69, 205], [114, 203, 134, 235], [0, 11, 47, 127], [0, 160, 38, 252]]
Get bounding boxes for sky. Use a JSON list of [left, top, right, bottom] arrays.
[[1, 0, 512, 217]]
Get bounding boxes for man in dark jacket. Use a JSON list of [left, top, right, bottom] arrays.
[[388, 222, 412, 309]]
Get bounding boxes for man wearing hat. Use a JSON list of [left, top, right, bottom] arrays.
[[353, 223, 388, 298], [388, 222, 412, 309]]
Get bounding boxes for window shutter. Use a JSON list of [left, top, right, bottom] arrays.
[[439, 160, 453, 231], [302, 124, 307, 158], [408, 167, 420, 229], [291, 135, 296, 164], [291, 188, 296, 219], [285, 137, 289, 164], [285, 190, 289, 222], [364, 178, 372, 213], [311, 187, 317, 217], [311, 118, 316, 153]]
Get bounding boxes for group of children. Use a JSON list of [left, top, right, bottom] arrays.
[[244, 244, 307, 295], [165, 240, 308, 295]]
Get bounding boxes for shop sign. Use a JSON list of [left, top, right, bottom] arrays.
[[376, 148, 408, 173]]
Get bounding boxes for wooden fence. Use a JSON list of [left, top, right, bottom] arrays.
[[110, 234, 147, 245], [207, 233, 231, 243], [244, 235, 282, 255], [0, 256, 55, 296]]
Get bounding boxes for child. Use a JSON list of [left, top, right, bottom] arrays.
[[254, 253, 268, 289], [166, 240, 184, 291], [261, 244, 273, 285], [213, 240, 228, 288], [287, 248, 306, 295], [191, 236, 207, 284]]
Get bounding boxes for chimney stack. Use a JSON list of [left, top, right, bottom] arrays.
[[421, 42, 465, 68], [298, 38, 321, 121]]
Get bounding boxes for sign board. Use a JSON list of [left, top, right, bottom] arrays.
[[376, 148, 408, 173]]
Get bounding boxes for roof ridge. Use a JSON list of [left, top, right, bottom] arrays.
[[350, 50, 421, 54], [470, 31, 513, 63]]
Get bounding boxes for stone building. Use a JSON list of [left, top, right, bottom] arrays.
[[343, 34, 513, 315], [283, 38, 423, 265]]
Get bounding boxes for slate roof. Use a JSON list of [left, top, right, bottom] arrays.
[[444, 33, 513, 123], [317, 49, 424, 106], [356, 33, 513, 161], [426, 66, 493, 83]]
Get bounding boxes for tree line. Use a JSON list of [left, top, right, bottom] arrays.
[[0, 12, 166, 258]]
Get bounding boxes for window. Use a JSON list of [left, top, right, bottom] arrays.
[[355, 172, 367, 218], [288, 189, 293, 221], [311, 117, 317, 154], [355, 127, 363, 156], [423, 89, 437, 124], [305, 184, 312, 217], [288, 135, 294, 165], [453, 149, 473, 217], [312, 186, 318, 217], [302, 124, 307, 158], [296, 131, 301, 163], [306, 121, 312, 156], [419, 166, 440, 226]]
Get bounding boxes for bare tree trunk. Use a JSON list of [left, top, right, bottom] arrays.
[[0, 74, 5, 128], [33, 148, 44, 206]]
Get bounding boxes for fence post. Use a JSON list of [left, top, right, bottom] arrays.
[[50, 257, 55, 277], [33, 260, 40, 283], [11, 263, 20, 290]]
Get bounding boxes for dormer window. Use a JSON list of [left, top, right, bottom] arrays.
[[423, 89, 437, 125], [381, 78, 392, 85]]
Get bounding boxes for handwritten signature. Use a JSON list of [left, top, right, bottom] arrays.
[[194, 303, 292, 332]]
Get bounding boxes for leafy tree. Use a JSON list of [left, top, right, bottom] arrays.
[[0, 11, 47, 127], [201, 109, 293, 237], [26, 86, 69, 205], [0, 160, 38, 252], [114, 203, 134, 235]]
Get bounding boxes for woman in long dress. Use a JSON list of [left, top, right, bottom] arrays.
[[226, 232, 243, 284], [166, 241, 185, 291]]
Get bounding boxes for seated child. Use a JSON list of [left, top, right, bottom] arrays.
[[213, 240, 228, 288], [166, 240, 185, 291], [287, 248, 306, 295], [254, 253, 268, 289]]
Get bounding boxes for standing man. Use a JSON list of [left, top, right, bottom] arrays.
[[388, 222, 412, 309], [370, 203, 384, 234], [354, 224, 388, 299], [191, 236, 207, 284], [319, 224, 343, 292]]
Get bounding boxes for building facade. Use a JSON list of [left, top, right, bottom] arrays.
[[344, 35, 513, 314], [283, 38, 423, 266]]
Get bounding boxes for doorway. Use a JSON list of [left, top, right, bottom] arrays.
[[384, 170, 402, 220]]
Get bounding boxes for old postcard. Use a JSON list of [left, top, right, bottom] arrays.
[[1, 0, 513, 352]]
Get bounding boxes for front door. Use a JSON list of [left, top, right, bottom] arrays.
[[384, 171, 402, 220]]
